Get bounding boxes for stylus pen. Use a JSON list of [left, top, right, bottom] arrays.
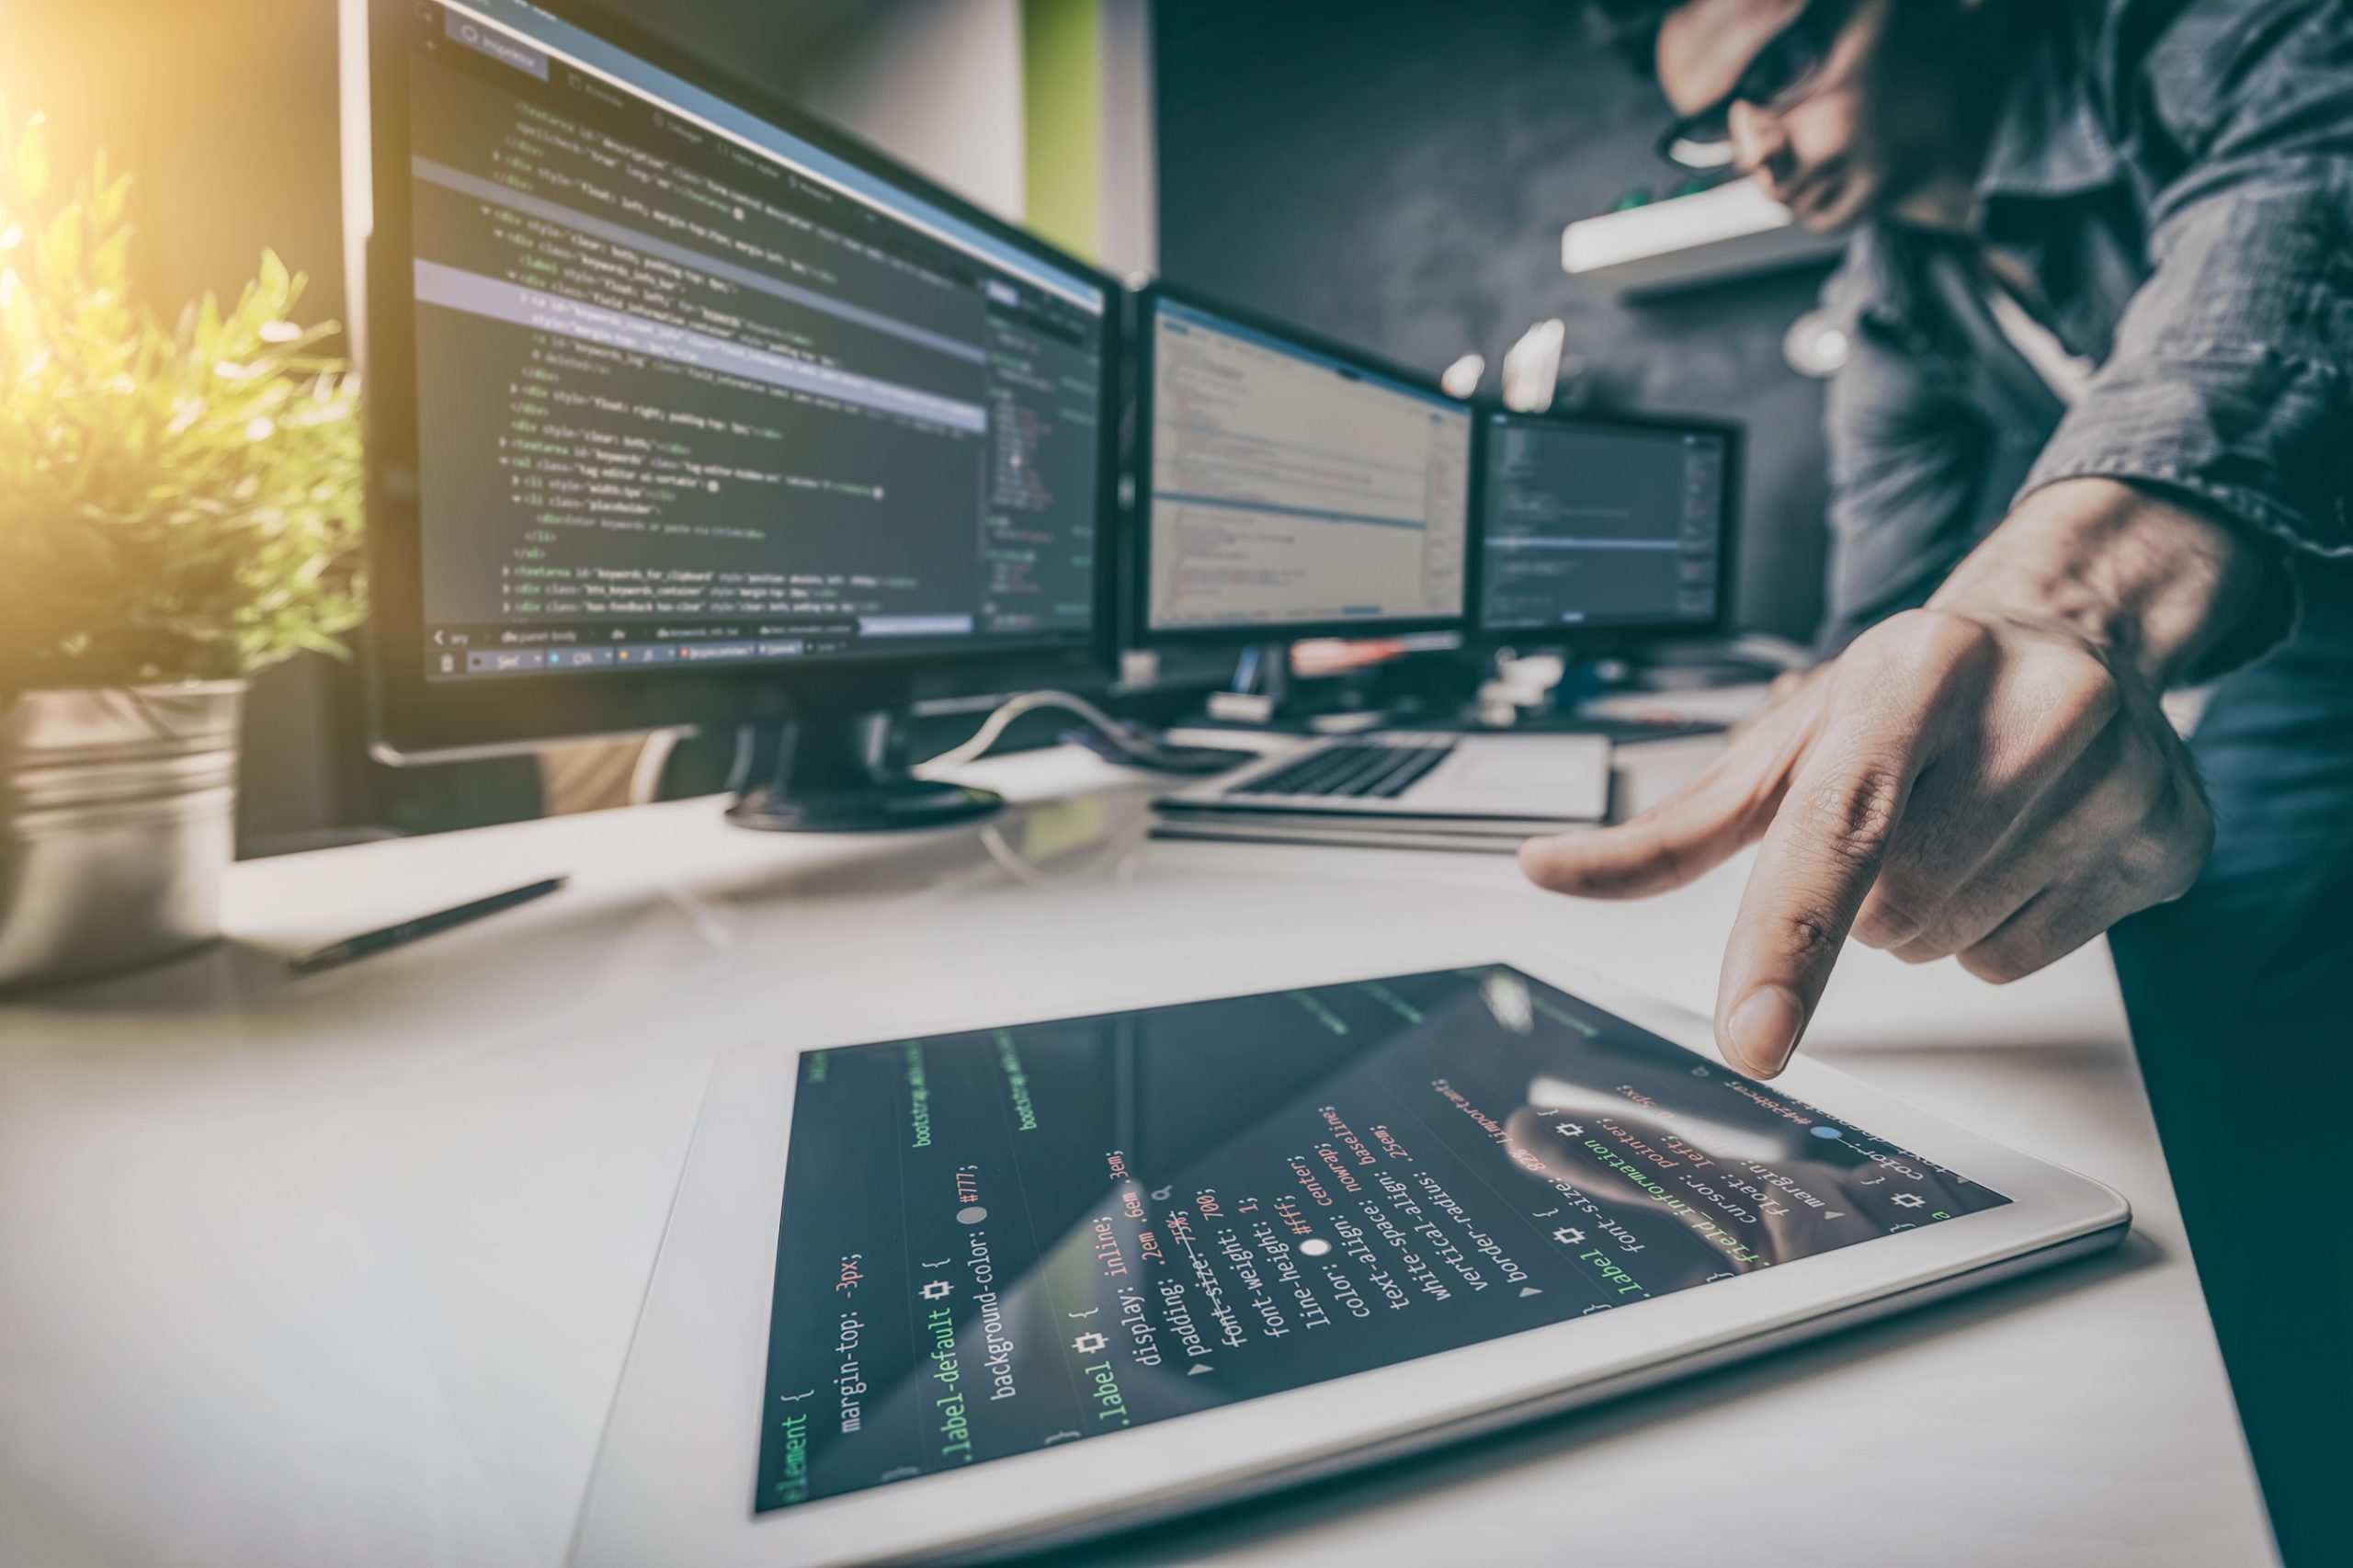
[[286, 876, 570, 976]]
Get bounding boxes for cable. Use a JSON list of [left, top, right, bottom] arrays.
[[627, 728, 688, 807], [913, 690, 1178, 778], [723, 722, 759, 798]]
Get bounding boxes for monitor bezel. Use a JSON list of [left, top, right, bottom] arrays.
[[1464, 403, 1745, 647], [358, 0, 1122, 761], [1131, 280, 1477, 649]]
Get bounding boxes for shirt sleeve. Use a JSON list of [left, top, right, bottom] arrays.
[[1818, 306, 2006, 655], [2018, 0, 2353, 561]]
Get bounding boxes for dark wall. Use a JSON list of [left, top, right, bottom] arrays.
[[1154, 0, 1839, 641]]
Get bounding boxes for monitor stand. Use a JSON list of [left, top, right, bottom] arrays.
[[1433, 651, 1729, 743], [1189, 642, 1389, 735], [724, 710, 1001, 834]]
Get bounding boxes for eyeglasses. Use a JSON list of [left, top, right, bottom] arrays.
[[1655, 0, 1856, 171]]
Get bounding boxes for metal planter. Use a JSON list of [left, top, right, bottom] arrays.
[[0, 682, 243, 995]]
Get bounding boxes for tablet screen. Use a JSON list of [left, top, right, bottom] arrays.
[[757, 966, 2007, 1510]]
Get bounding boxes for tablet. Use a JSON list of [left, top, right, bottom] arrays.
[[573, 963, 2128, 1567]]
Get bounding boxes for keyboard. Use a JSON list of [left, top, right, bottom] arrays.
[[1228, 738, 1456, 801]]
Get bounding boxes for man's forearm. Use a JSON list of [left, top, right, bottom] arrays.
[[1930, 478, 2292, 688]]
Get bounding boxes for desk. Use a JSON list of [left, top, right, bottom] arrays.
[[0, 739, 2275, 1567]]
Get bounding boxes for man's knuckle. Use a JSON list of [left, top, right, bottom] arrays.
[[2167, 774, 2217, 848], [1890, 908, 1962, 959], [1960, 945, 2031, 985], [1793, 766, 1904, 865], [1854, 876, 1930, 949], [2182, 800, 2217, 869], [1778, 908, 1846, 966], [1850, 912, 1907, 950], [2157, 816, 2214, 900], [1920, 608, 2001, 667], [2036, 649, 2124, 742], [1846, 609, 1988, 685], [2109, 784, 2213, 897]]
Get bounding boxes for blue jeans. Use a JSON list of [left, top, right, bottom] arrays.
[[2108, 565, 2353, 1568]]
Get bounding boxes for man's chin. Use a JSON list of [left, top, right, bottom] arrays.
[[1789, 179, 1878, 234], [1790, 205, 1867, 236]]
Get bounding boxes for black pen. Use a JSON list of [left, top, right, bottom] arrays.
[[287, 875, 570, 975]]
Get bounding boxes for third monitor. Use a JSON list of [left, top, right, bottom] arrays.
[[1473, 408, 1735, 640]]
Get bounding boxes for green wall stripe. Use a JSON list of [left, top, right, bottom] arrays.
[[1022, 0, 1101, 259]]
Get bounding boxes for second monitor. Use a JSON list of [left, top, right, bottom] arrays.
[[1139, 287, 1474, 642]]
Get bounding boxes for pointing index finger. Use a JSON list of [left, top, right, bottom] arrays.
[[1716, 731, 1923, 1077]]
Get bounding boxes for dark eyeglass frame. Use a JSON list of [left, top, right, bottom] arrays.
[[1654, 0, 1858, 171]]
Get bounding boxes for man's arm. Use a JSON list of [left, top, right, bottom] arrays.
[[1521, 479, 2288, 1078], [1521, 1, 2352, 1078], [2025, 0, 2353, 562]]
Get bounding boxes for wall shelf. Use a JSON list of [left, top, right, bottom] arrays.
[[1563, 180, 1845, 299]]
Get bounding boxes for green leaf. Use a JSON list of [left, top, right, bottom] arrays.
[[93, 168, 130, 230], [91, 224, 129, 292], [39, 199, 82, 289], [0, 105, 365, 691]]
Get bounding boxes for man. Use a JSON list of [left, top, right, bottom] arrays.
[[1530, 1, 2351, 1558]]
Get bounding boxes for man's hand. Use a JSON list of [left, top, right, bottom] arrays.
[[1518, 479, 2288, 1078]]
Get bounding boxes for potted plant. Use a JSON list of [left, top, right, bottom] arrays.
[[0, 105, 364, 993]]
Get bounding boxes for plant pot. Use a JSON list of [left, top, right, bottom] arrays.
[[0, 682, 244, 995]]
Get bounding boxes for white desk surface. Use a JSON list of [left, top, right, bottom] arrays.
[[0, 737, 2275, 1568]]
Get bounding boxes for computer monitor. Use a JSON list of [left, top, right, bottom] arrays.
[[1134, 286, 1475, 646], [1472, 409, 1738, 642], [356, 0, 1119, 828]]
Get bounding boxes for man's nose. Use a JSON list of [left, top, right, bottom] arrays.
[[1727, 101, 1796, 197]]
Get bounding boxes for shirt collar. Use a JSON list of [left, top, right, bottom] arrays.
[[1972, 3, 2120, 213]]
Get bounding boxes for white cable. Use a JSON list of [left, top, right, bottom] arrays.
[[913, 690, 1157, 778], [627, 728, 688, 807]]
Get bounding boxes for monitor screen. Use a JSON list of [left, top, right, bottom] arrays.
[[398, 1, 1108, 682], [1144, 298, 1472, 638], [1476, 415, 1730, 635]]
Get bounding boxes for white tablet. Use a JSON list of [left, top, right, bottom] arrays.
[[572, 962, 2128, 1567]]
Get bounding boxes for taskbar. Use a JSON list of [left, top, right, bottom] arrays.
[[420, 612, 1079, 680]]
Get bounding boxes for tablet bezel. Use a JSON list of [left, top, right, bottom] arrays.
[[570, 952, 2130, 1568]]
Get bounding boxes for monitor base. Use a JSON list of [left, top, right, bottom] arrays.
[[723, 712, 1004, 835], [1180, 642, 1395, 736]]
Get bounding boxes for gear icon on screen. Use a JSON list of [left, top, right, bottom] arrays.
[[1071, 1332, 1108, 1355], [1552, 1226, 1587, 1246], [1891, 1192, 1927, 1210], [920, 1279, 953, 1300]]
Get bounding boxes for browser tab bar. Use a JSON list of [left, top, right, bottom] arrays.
[[446, 11, 548, 80]]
